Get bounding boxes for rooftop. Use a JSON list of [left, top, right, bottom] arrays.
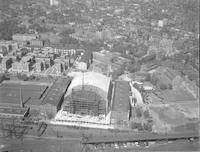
[[79, 50, 92, 63], [0, 80, 50, 107], [0, 106, 28, 117], [41, 77, 71, 106], [112, 81, 130, 113]]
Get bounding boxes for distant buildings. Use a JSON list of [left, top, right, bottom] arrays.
[[50, 0, 59, 6], [11, 62, 30, 73], [158, 19, 168, 27], [1, 57, 12, 71], [151, 67, 180, 90], [0, 41, 18, 55], [12, 34, 39, 42], [77, 50, 93, 70], [30, 40, 45, 47], [12, 34, 45, 48], [92, 51, 131, 75]]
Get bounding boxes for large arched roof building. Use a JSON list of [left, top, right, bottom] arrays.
[[63, 72, 112, 116]]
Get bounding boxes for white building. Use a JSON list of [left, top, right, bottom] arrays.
[[50, 0, 59, 6], [76, 62, 87, 70]]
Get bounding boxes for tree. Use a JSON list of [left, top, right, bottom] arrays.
[[159, 83, 168, 90], [143, 122, 152, 132], [32, 56, 36, 64], [21, 48, 28, 57], [45, 63, 49, 69], [1, 46, 8, 56], [50, 58, 54, 66], [60, 64, 64, 73], [144, 110, 150, 119], [0, 20, 27, 40], [41, 62, 44, 71], [135, 107, 143, 118], [8, 45, 12, 51], [16, 55, 21, 62]]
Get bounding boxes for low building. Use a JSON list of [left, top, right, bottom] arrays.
[[11, 62, 30, 73], [34, 62, 42, 72], [0, 107, 29, 118], [111, 81, 131, 127], [12, 34, 39, 42], [0, 41, 18, 52], [93, 51, 110, 64], [30, 40, 44, 47], [41, 77, 71, 117], [77, 50, 92, 70], [35, 57, 50, 64], [0, 79, 71, 118], [50, 0, 59, 6]]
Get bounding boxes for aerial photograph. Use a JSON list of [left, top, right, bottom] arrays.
[[0, 0, 199, 151]]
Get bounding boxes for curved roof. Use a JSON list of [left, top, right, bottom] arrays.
[[66, 72, 111, 98]]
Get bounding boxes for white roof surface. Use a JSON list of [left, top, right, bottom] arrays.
[[67, 71, 111, 95]]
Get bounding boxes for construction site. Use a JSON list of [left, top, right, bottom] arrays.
[[0, 73, 199, 152], [52, 72, 112, 127], [64, 89, 107, 116]]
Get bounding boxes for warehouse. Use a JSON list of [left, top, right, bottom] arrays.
[[0, 80, 49, 108], [40, 77, 71, 117], [0, 78, 71, 119], [0, 106, 29, 118], [110, 80, 131, 127]]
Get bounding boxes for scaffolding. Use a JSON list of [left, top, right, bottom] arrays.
[[64, 89, 107, 116]]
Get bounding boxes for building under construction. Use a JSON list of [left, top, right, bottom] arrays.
[[62, 72, 112, 117], [64, 88, 107, 116]]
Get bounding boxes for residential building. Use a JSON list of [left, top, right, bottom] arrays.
[[12, 34, 39, 42], [50, 0, 59, 6], [30, 40, 44, 47], [11, 62, 30, 73]]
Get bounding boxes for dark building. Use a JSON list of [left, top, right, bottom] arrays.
[[41, 77, 71, 117], [110, 81, 131, 127], [0, 78, 71, 118], [77, 50, 93, 70]]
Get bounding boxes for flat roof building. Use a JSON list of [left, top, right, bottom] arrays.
[[12, 34, 39, 42], [0, 80, 50, 108], [0, 78, 71, 118], [111, 81, 131, 127], [41, 77, 71, 116], [0, 106, 29, 118]]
